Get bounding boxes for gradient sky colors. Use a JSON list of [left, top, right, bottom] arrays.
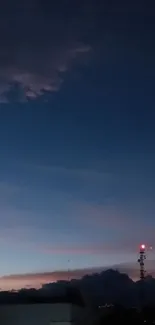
[[0, 0, 155, 290]]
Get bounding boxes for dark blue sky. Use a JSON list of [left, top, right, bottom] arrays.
[[0, 0, 154, 289]]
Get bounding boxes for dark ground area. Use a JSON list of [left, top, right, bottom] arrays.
[[99, 306, 155, 325], [1, 270, 155, 324]]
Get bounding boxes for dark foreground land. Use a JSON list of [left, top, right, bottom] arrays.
[[99, 306, 155, 325]]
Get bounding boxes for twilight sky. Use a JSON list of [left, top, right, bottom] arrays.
[[0, 0, 155, 289]]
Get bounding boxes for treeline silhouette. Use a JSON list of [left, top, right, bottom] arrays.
[[1, 269, 155, 307]]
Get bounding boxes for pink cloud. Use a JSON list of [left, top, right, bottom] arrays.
[[72, 201, 155, 247], [37, 242, 136, 255], [0, 224, 143, 257], [0, 267, 101, 291]]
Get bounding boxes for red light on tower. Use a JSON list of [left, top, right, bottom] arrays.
[[140, 244, 146, 250]]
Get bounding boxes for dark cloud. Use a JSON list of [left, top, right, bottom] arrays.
[[0, 0, 91, 101], [0, 0, 154, 102]]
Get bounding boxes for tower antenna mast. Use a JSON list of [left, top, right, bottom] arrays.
[[138, 244, 146, 280]]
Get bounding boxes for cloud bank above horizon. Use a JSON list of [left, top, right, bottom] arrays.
[[1, 260, 155, 291]]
